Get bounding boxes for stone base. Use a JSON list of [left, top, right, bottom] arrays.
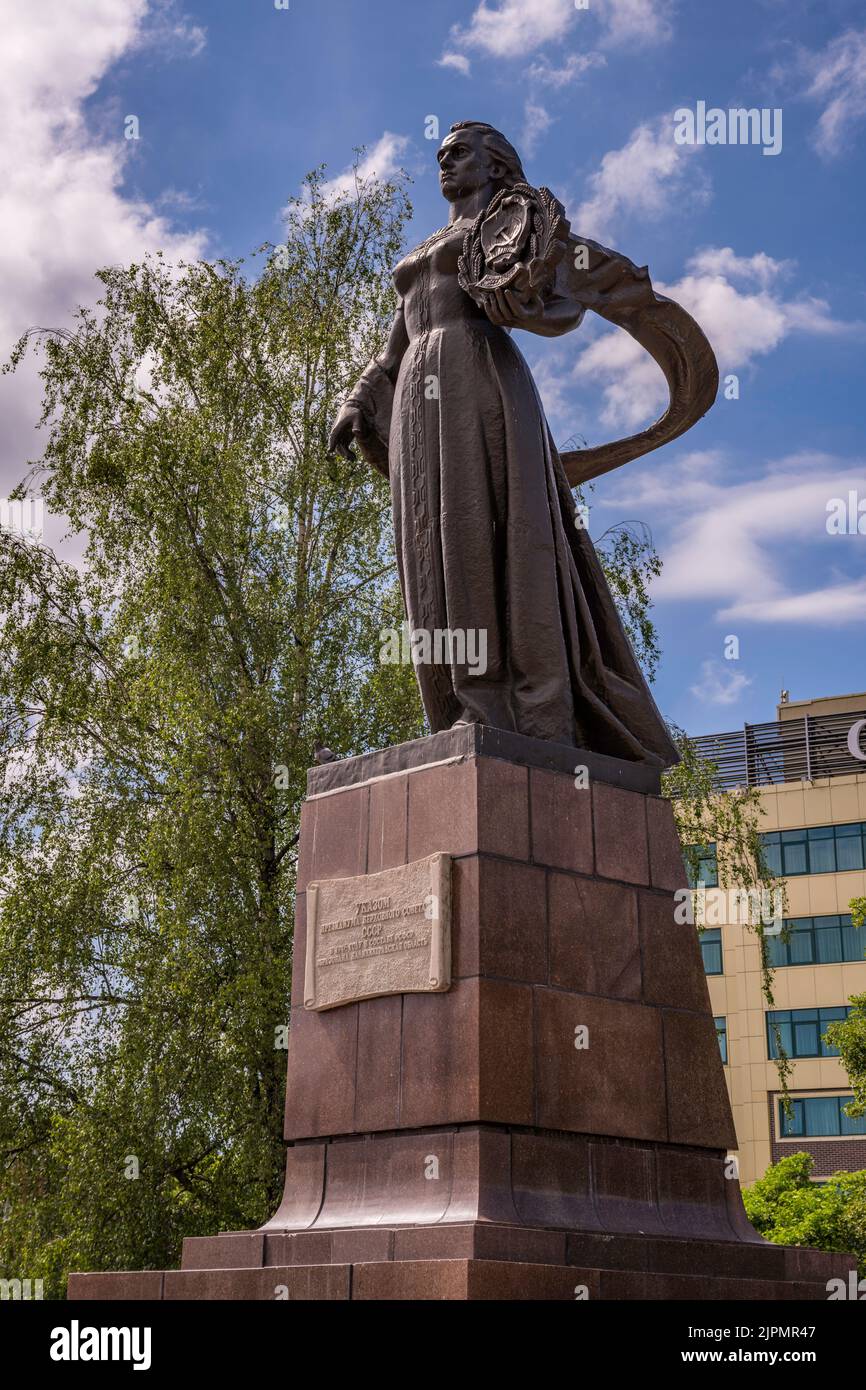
[[68, 729, 855, 1302], [69, 1248, 850, 1301]]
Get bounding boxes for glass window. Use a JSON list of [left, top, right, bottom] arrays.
[[767, 1007, 852, 1058], [780, 1099, 804, 1137], [840, 1105, 866, 1137], [701, 927, 723, 975], [686, 843, 718, 889], [769, 914, 863, 967], [807, 837, 836, 874], [818, 1006, 848, 1056], [793, 1018, 819, 1055], [715, 1016, 727, 1064], [790, 919, 817, 964], [815, 917, 842, 964], [806, 1095, 841, 1136], [836, 835, 865, 871], [841, 917, 864, 963], [779, 1095, 865, 1138], [766, 933, 786, 968], [759, 821, 866, 876], [782, 840, 808, 875], [761, 835, 783, 877], [768, 1014, 793, 1059]]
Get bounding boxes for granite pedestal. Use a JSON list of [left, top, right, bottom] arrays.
[[69, 728, 855, 1300]]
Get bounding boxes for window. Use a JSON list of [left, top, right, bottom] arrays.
[[700, 927, 723, 975], [766, 914, 864, 968], [760, 822, 866, 877], [766, 1006, 852, 1059], [779, 1095, 866, 1138], [715, 1016, 728, 1064], [686, 842, 718, 888]]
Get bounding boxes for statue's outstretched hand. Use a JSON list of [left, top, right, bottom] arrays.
[[327, 403, 368, 461]]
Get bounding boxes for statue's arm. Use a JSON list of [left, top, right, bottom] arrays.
[[372, 300, 409, 382], [521, 290, 585, 338], [328, 301, 408, 473]]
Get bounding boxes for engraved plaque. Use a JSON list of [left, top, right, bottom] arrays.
[[304, 853, 451, 1011]]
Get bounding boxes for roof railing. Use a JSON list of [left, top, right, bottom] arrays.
[[688, 710, 866, 790]]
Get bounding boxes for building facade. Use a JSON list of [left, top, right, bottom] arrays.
[[691, 692, 866, 1185]]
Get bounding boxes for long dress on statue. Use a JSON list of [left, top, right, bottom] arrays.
[[350, 220, 677, 767]]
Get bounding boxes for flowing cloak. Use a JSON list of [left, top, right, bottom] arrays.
[[347, 223, 718, 767]]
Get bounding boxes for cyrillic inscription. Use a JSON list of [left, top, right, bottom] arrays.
[[304, 853, 451, 1011]]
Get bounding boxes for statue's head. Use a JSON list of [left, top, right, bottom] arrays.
[[437, 121, 526, 203]]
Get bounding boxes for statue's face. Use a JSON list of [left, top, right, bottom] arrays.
[[437, 129, 501, 202]]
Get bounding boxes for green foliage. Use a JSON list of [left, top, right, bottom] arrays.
[[662, 729, 792, 1096], [0, 162, 423, 1297], [830, 898, 866, 1120], [662, 728, 779, 906], [825, 995, 866, 1121], [743, 1152, 866, 1278], [593, 517, 662, 683]]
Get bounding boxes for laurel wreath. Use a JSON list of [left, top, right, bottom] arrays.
[[457, 182, 570, 306]]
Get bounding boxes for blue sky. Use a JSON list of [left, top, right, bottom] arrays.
[[1, 0, 864, 737]]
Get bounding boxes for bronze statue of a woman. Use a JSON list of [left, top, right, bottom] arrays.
[[329, 121, 718, 767]]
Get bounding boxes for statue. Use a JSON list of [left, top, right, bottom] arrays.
[[328, 122, 718, 766]]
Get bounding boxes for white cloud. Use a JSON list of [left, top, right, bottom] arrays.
[[526, 52, 606, 88], [602, 0, 672, 47], [527, 347, 581, 427], [317, 132, 411, 204], [686, 246, 792, 290], [720, 579, 866, 626], [441, 0, 671, 67], [573, 323, 667, 433], [572, 245, 862, 431], [667, 258, 856, 358], [785, 27, 866, 159], [154, 187, 207, 214], [601, 451, 866, 627], [438, 52, 472, 77], [690, 659, 752, 705], [142, 0, 206, 58], [0, 0, 208, 507], [521, 101, 555, 156], [574, 113, 711, 245], [595, 448, 722, 512], [658, 456, 858, 602], [446, 0, 577, 60]]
